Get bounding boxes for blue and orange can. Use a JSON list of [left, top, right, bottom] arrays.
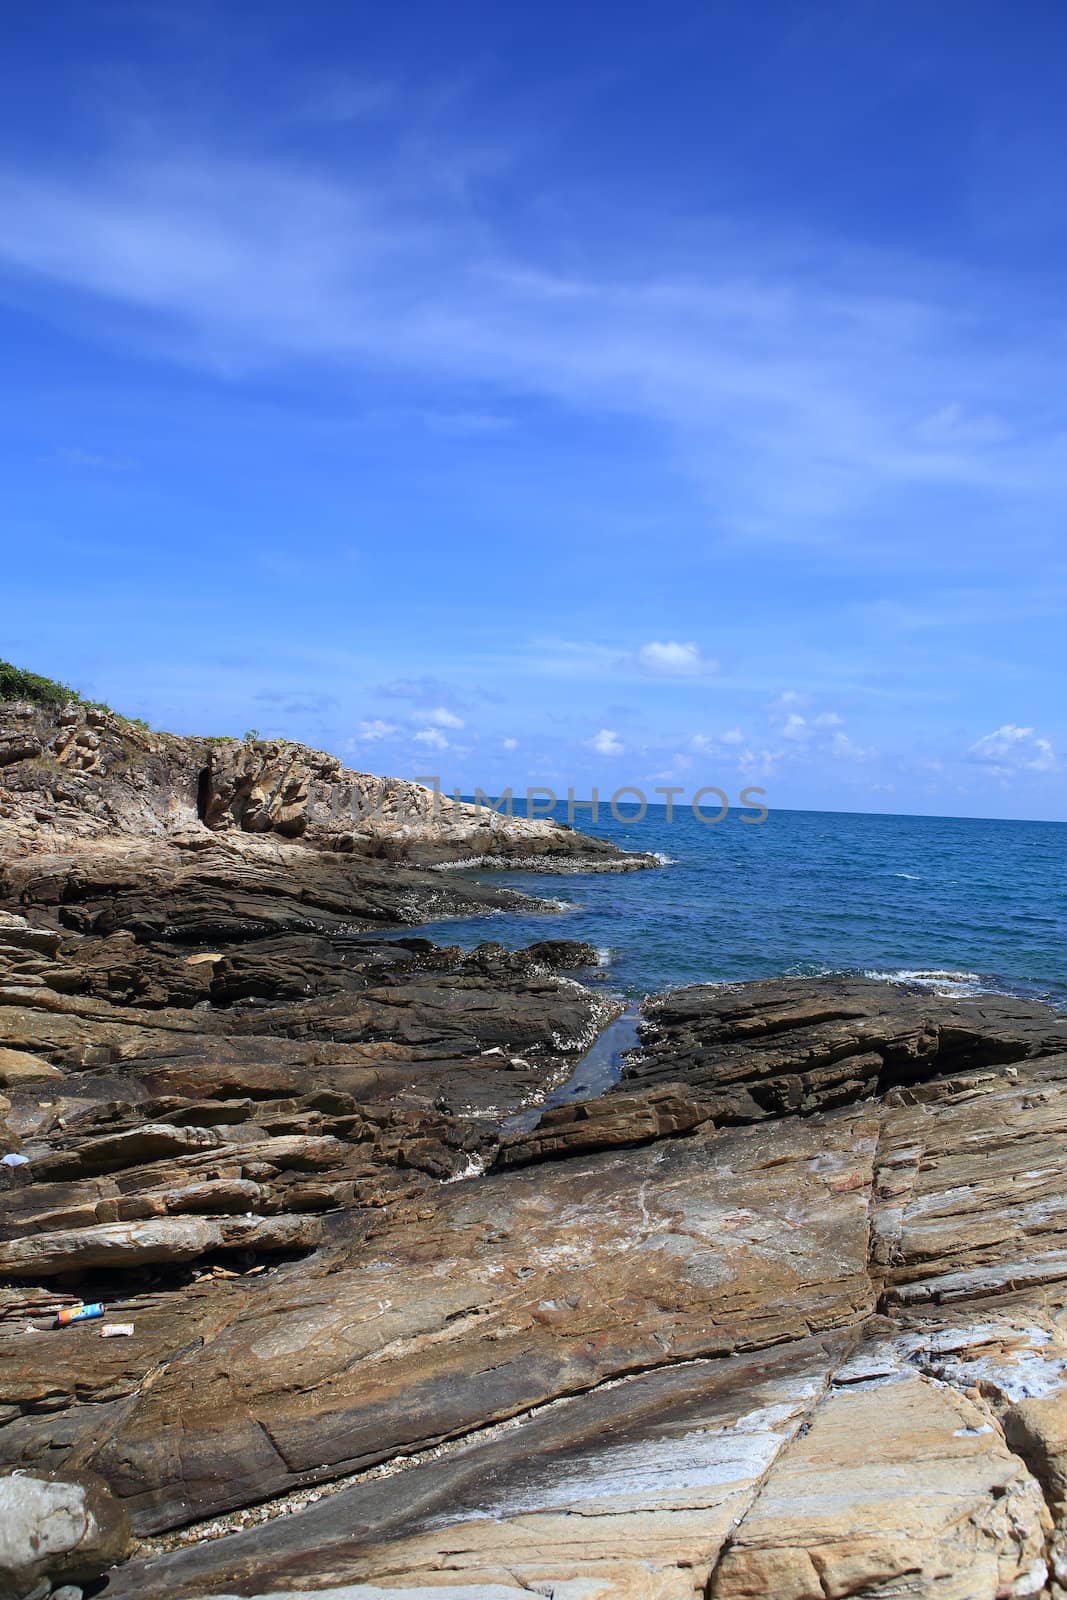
[[55, 1303, 104, 1326]]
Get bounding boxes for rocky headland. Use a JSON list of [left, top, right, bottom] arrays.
[[3, 696, 1067, 1600]]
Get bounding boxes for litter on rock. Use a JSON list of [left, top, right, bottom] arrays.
[[55, 1302, 104, 1326], [1, 1152, 30, 1167], [101, 1322, 134, 1338]]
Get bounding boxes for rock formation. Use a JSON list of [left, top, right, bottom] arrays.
[[2, 700, 1067, 1599], [0, 700, 654, 869]]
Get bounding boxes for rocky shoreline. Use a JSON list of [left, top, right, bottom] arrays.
[[3, 701, 1067, 1599]]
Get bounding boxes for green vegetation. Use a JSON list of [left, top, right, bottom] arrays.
[[0, 660, 267, 745], [0, 659, 80, 707], [0, 658, 153, 728]]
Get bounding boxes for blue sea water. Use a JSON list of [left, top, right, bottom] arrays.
[[413, 805, 1067, 1009]]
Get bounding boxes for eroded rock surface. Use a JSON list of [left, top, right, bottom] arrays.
[[77, 1051, 1067, 1600], [6, 1023, 1067, 1599], [0, 701, 652, 869], [3, 719, 1067, 1598], [0, 1466, 131, 1600]]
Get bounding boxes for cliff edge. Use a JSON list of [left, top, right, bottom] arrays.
[[0, 698, 653, 870]]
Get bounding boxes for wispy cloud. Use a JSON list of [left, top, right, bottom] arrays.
[[420, 706, 465, 729], [414, 726, 451, 749], [634, 640, 717, 677], [358, 718, 399, 741], [691, 728, 745, 754], [968, 724, 1056, 773], [3, 125, 1065, 538]]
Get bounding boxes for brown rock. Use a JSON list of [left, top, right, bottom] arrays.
[[6, 704, 1067, 1598], [0, 1212, 321, 1276], [30, 1122, 224, 1181], [0, 1046, 65, 1086], [626, 975, 1067, 1123], [708, 1375, 1049, 1599]]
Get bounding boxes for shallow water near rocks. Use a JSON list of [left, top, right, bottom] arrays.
[[410, 803, 1067, 1008], [503, 1004, 641, 1134]]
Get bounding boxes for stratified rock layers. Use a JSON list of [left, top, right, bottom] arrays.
[[0, 699, 653, 869], [3, 708, 1067, 1598], [5, 961, 1067, 1598]]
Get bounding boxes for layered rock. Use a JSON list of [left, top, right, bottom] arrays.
[[0, 700, 652, 869], [5, 952, 1067, 1598], [44, 1048, 1067, 1600], [4, 709, 1067, 1599], [496, 974, 1067, 1165], [5, 915, 1067, 1600]]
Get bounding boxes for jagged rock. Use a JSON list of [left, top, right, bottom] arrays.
[[7, 1047, 1066, 1598], [0, 702, 651, 870], [5, 842, 553, 944], [707, 1372, 1050, 1599], [6, 698, 1067, 1597], [30, 1122, 224, 1181], [0, 914, 60, 956], [0, 732, 42, 769], [496, 1080, 706, 1166], [1004, 1390, 1067, 1517], [627, 975, 1067, 1121], [18, 1107, 877, 1531], [0, 929, 616, 1119]]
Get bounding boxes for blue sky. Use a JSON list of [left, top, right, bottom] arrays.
[[2, 0, 1065, 819]]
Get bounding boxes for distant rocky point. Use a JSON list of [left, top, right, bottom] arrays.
[[0, 693, 655, 871]]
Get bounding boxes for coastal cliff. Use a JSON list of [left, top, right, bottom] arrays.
[[2, 699, 1067, 1600], [0, 698, 653, 869]]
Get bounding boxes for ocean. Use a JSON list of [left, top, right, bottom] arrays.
[[412, 804, 1067, 1010]]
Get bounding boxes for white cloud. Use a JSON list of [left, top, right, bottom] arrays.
[[358, 718, 398, 740], [1, 69, 1062, 835], [968, 724, 1056, 772], [653, 753, 693, 780], [502, 736, 518, 750], [2, 134, 1064, 543], [768, 703, 872, 760], [738, 746, 781, 779], [590, 728, 624, 756], [691, 729, 745, 754], [829, 731, 875, 762], [421, 706, 464, 729], [414, 727, 450, 749], [636, 640, 716, 677]]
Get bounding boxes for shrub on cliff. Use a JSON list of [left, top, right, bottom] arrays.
[[0, 659, 80, 707]]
